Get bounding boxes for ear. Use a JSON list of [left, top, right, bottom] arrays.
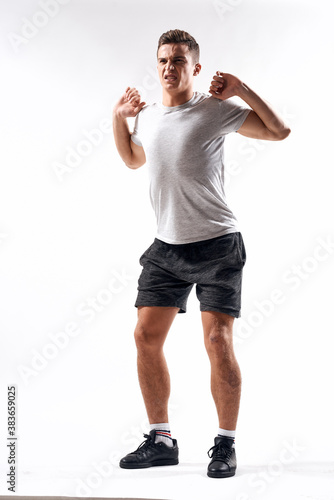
[[193, 63, 202, 76]]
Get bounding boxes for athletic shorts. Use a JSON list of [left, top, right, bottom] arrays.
[[134, 231, 246, 318]]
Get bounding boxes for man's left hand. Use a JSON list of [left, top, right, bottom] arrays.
[[209, 71, 242, 100]]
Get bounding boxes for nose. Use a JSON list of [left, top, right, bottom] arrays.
[[166, 61, 175, 71]]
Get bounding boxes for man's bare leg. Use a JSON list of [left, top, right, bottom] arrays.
[[134, 306, 179, 423], [202, 310, 241, 430], [119, 306, 179, 468]]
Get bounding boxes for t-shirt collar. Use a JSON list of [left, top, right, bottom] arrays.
[[157, 92, 198, 111]]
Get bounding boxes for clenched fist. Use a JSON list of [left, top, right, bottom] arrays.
[[209, 71, 243, 101], [113, 87, 146, 118]]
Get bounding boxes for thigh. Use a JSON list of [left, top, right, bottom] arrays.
[[135, 306, 180, 346], [137, 305, 179, 332], [201, 310, 235, 337]]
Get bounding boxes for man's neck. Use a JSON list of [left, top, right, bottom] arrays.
[[162, 89, 194, 107]]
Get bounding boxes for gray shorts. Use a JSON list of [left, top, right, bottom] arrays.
[[135, 231, 246, 318]]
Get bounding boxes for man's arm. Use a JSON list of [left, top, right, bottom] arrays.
[[209, 72, 291, 141], [113, 87, 146, 169]]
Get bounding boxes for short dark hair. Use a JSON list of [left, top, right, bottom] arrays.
[[157, 29, 200, 64]]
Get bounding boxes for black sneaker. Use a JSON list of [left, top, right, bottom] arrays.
[[207, 436, 237, 478], [119, 430, 179, 469]]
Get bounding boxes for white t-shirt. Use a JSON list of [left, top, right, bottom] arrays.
[[131, 91, 251, 244]]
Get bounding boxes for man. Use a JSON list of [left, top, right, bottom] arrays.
[[112, 29, 290, 478]]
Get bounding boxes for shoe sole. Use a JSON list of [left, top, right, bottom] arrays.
[[207, 470, 236, 478], [120, 458, 179, 469]]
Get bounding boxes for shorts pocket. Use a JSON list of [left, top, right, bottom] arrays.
[[236, 233, 247, 267], [139, 242, 155, 266]]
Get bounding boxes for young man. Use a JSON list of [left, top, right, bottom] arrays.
[[112, 29, 290, 478]]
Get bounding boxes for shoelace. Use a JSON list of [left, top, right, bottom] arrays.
[[207, 442, 233, 463], [135, 433, 154, 455]]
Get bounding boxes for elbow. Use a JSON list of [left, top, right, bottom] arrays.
[[124, 158, 143, 170], [124, 153, 136, 169], [280, 126, 291, 140], [125, 161, 137, 170], [124, 159, 134, 169], [124, 150, 146, 169], [274, 126, 291, 141]]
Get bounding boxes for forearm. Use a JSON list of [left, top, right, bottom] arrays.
[[236, 82, 290, 139], [112, 110, 133, 167]]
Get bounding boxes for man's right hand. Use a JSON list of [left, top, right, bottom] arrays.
[[113, 87, 146, 118]]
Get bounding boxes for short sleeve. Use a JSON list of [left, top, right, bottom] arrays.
[[218, 98, 251, 135], [130, 113, 143, 147]]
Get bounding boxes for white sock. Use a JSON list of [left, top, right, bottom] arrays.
[[150, 423, 173, 448], [218, 428, 235, 447]]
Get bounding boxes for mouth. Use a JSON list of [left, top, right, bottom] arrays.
[[164, 74, 177, 82]]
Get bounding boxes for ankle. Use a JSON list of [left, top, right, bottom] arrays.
[[150, 423, 173, 448], [218, 428, 236, 447]]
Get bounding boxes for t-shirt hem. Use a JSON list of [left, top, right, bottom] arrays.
[[155, 227, 240, 245], [130, 134, 142, 147], [234, 108, 252, 132]]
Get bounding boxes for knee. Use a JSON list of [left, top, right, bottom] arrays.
[[134, 323, 164, 352], [205, 323, 233, 353]]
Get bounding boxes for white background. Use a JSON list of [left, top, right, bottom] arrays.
[[0, 0, 333, 498]]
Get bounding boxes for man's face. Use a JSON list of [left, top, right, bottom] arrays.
[[157, 43, 200, 93]]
